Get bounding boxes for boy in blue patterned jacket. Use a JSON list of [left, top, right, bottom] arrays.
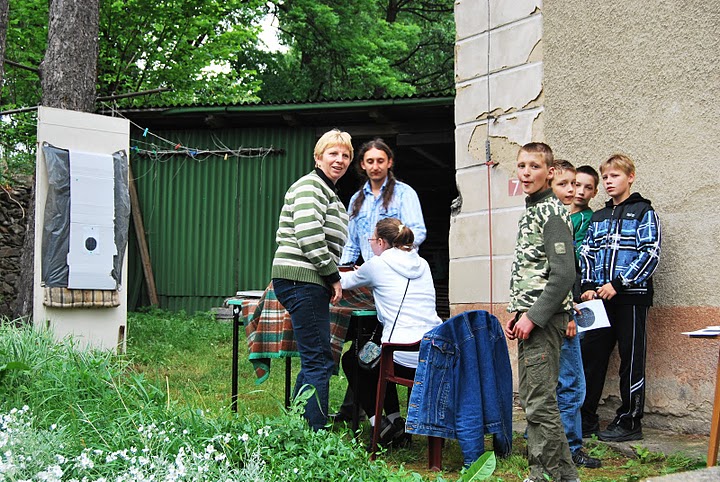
[[579, 154, 661, 442]]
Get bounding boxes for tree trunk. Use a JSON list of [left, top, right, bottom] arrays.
[[13, 0, 99, 320], [0, 0, 8, 86], [40, 0, 99, 111]]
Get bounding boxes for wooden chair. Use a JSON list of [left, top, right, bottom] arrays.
[[369, 340, 443, 471]]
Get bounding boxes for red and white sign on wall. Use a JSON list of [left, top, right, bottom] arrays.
[[508, 178, 524, 196]]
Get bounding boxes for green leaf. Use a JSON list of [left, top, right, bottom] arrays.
[[1, 361, 31, 371], [460, 451, 496, 481]]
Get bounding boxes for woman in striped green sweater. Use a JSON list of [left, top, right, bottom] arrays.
[[271, 129, 353, 431]]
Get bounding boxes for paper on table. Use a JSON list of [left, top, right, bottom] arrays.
[[682, 326, 720, 337], [574, 299, 611, 333]]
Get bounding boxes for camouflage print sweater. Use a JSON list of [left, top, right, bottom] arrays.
[[507, 188, 575, 328]]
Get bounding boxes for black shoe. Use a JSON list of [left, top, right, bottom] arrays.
[[582, 422, 599, 438], [598, 423, 643, 442], [329, 411, 367, 424], [329, 411, 353, 424], [371, 417, 411, 449], [572, 449, 602, 468]]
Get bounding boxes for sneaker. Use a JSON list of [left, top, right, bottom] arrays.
[[390, 417, 412, 448], [598, 422, 643, 442], [572, 449, 602, 468], [582, 422, 599, 438]]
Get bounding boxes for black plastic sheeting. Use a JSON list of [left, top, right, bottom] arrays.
[[41, 143, 130, 288]]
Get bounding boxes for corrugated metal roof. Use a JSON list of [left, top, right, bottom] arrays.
[[107, 90, 455, 112]]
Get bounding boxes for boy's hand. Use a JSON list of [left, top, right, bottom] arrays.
[[580, 290, 597, 301], [513, 313, 536, 340], [596, 282, 617, 300], [566, 319, 577, 338], [504, 316, 518, 340]]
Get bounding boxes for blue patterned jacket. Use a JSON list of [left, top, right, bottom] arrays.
[[579, 193, 661, 305]]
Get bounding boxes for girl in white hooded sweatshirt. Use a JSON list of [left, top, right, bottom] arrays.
[[340, 217, 442, 447]]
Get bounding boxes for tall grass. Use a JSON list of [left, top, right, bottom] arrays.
[[0, 319, 429, 480]]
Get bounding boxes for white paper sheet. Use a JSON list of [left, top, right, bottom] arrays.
[[682, 326, 720, 338], [574, 299, 611, 333]]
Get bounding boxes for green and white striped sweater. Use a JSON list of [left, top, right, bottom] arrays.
[[271, 171, 349, 287]]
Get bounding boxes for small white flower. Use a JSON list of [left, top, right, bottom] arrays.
[[239, 433, 249, 442], [77, 451, 94, 469]]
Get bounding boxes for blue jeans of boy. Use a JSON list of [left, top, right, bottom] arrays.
[[557, 334, 585, 455], [272, 278, 334, 431]]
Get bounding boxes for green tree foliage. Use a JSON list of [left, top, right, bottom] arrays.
[[98, 0, 266, 107], [0, 0, 265, 182], [0, 0, 455, 181], [239, 0, 455, 101]]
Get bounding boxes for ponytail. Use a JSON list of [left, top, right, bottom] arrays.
[[376, 217, 414, 251]]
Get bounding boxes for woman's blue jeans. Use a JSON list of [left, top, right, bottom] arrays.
[[272, 278, 334, 431]]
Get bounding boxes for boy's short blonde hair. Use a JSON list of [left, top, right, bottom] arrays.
[[314, 129, 354, 160], [519, 142, 554, 167], [600, 153, 636, 176]]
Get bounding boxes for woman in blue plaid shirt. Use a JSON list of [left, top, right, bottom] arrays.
[[339, 138, 426, 265]]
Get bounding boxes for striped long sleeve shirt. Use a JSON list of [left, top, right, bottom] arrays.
[[271, 170, 349, 287]]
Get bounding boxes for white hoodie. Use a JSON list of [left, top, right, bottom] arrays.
[[340, 248, 442, 367]]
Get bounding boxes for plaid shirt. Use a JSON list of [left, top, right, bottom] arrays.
[[340, 179, 426, 264]]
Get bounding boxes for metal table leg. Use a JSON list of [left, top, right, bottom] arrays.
[[231, 304, 240, 413]]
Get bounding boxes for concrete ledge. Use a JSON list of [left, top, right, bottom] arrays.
[[646, 467, 720, 481]]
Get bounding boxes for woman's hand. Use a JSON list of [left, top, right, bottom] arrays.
[[330, 280, 342, 305]]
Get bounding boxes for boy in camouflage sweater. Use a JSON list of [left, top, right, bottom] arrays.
[[505, 143, 579, 482]]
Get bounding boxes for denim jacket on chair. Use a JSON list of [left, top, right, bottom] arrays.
[[405, 310, 513, 466]]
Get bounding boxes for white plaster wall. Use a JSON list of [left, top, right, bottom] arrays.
[[451, 1, 545, 305], [34, 107, 130, 353]]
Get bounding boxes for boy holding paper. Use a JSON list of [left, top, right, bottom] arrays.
[[579, 154, 662, 442]]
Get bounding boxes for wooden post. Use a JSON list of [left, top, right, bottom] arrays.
[[708, 343, 720, 466], [128, 164, 159, 306]]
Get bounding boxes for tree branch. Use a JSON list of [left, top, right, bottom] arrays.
[[4, 59, 40, 74]]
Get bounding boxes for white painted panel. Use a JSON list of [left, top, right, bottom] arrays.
[[456, 63, 543, 125], [455, 0, 542, 40], [67, 151, 116, 289], [449, 256, 513, 304], [456, 15, 542, 83]]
